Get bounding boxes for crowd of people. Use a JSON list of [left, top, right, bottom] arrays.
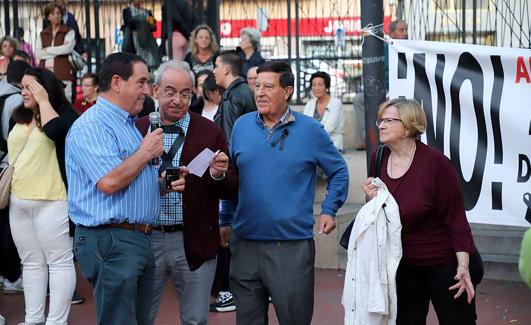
[[0, 0, 499, 324]]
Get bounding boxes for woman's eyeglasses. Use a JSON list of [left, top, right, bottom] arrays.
[[375, 118, 402, 127]]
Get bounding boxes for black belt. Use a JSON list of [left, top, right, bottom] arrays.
[[152, 224, 183, 233]]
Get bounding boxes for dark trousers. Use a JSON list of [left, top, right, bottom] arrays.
[[211, 246, 231, 295], [0, 205, 21, 282], [230, 234, 315, 325], [396, 253, 484, 325], [74, 226, 155, 325]]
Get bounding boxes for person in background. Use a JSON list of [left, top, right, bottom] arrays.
[[14, 28, 37, 67], [185, 24, 218, 75], [9, 67, 78, 325], [303, 71, 344, 152], [238, 28, 265, 78], [122, 0, 160, 70], [161, 0, 198, 61], [74, 72, 99, 114], [36, 2, 76, 103], [353, 19, 408, 151], [246, 66, 258, 94], [520, 227, 531, 288], [190, 70, 222, 121], [0, 36, 18, 79], [138, 73, 157, 118], [43, 0, 85, 55], [362, 98, 483, 324], [14, 50, 33, 65]]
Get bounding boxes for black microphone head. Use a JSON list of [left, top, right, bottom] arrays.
[[149, 111, 161, 124]]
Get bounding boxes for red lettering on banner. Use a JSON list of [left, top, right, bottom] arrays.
[[515, 56, 531, 83]]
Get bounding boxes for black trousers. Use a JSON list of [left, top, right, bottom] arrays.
[[0, 205, 22, 282], [396, 253, 484, 325], [211, 246, 231, 295]]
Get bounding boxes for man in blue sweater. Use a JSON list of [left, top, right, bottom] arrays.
[[222, 61, 349, 325]]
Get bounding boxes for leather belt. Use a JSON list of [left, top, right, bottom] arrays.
[[106, 223, 152, 234], [152, 224, 183, 233]]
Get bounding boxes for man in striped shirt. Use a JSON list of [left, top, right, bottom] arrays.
[[65, 52, 185, 325]]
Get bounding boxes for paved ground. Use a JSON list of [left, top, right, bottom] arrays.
[[1, 268, 530, 324]]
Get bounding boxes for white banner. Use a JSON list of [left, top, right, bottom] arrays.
[[389, 40, 531, 227]]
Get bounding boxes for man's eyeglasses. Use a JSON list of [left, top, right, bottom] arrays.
[[161, 88, 192, 101], [375, 118, 402, 127]]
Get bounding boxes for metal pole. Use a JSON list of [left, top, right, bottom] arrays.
[[462, 0, 466, 43], [360, 0, 385, 170], [3, 0, 10, 36], [166, 0, 173, 60], [397, 0, 404, 20], [85, 0, 92, 72], [94, 0, 101, 70], [287, 0, 292, 66], [472, 0, 477, 44], [206, 0, 220, 45], [295, 0, 301, 103], [12, 0, 18, 36]]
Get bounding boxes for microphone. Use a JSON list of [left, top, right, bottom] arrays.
[[149, 111, 161, 165]]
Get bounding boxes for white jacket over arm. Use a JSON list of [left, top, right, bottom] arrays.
[[342, 178, 402, 325], [303, 96, 344, 150]]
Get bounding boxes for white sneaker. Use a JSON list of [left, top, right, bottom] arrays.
[[0, 314, 5, 325], [3, 277, 23, 294]]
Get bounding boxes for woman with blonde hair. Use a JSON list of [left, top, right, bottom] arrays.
[[185, 24, 218, 74], [361, 98, 483, 324]]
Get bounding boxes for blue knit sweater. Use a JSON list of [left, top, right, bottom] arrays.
[[228, 110, 349, 240]]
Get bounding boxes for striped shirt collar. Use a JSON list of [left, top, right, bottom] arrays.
[[96, 96, 134, 124]]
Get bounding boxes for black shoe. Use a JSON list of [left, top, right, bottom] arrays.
[[209, 291, 236, 312], [71, 291, 85, 305]]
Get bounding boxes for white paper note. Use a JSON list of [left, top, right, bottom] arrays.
[[187, 148, 218, 177]]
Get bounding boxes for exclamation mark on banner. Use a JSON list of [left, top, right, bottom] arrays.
[[490, 56, 504, 210], [524, 193, 531, 224]]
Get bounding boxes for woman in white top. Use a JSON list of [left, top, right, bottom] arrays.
[[303, 71, 344, 151]]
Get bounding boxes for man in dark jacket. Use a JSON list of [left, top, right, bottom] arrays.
[[135, 60, 238, 324], [213, 50, 256, 145]]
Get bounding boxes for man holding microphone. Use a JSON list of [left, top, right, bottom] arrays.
[[65, 53, 185, 325]]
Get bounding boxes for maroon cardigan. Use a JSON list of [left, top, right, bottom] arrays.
[[137, 112, 238, 270]]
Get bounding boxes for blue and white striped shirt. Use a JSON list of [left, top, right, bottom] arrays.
[[65, 97, 160, 226]]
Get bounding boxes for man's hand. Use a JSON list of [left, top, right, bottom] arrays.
[[160, 167, 188, 193], [220, 226, 231, 247], [210, 151, 229, 179], [318, 214, 336, 235], [139, 128, 164, 162]]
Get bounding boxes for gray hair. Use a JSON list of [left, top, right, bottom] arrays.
[[240, 27, 261, 51], [155, 60, 195, 88]]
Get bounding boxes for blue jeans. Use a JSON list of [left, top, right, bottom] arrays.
[[74, 226, 155, 325]]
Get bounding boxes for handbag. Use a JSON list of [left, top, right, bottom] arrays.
[[339, 145, 386, 249], [0, 135, 31, 209], [68, 50, 86, 71]]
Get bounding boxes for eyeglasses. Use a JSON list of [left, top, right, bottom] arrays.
[[161, 88, 192, 101], [375, 118, 402, 127]]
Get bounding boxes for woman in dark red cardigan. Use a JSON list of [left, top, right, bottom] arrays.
[[363, 98, 483, 324]]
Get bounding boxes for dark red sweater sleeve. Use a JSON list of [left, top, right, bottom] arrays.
[[435, 156, 476, 254]]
